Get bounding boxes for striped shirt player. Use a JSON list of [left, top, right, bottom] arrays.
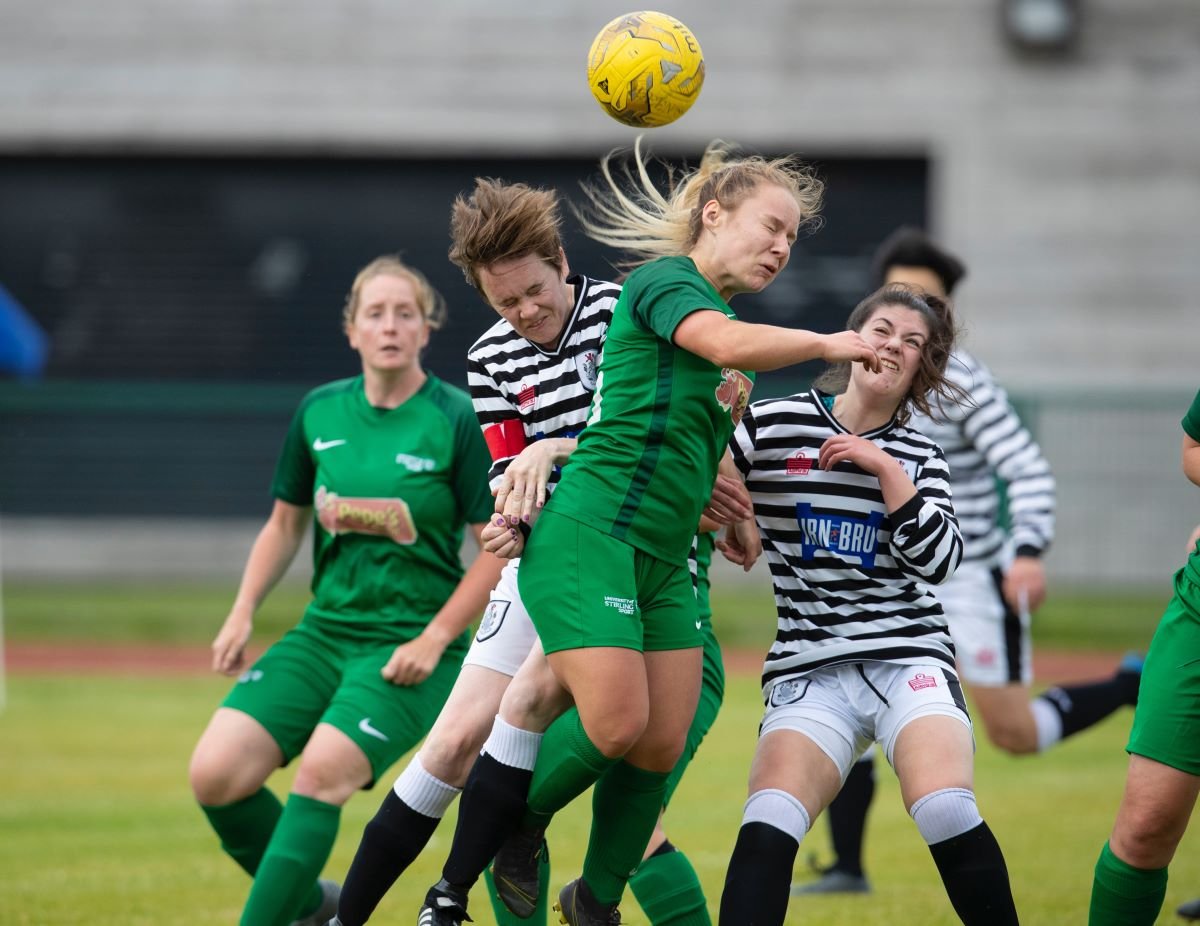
[[460, 274, 618, 677], [730, 387, 963, 697], [468, 274, 616, 495], [909, 349, 1055, 686]]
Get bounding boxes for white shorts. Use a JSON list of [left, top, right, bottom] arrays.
[[461, 560, 538, 677], [759, 661, 972, 779], [937, 560, 1032, 687]]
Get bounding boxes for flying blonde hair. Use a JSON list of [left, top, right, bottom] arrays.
[[574, 137, 824, 267]]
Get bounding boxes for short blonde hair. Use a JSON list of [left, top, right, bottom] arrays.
[[342, 256, 447, 331], [575, 137, 824, 266]]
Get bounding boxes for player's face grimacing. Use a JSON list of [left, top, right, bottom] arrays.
[[704, 182, 801, 297], [851, 304, 930, 401], [345, 273, 430, 375], [478, 251, 574, 349]]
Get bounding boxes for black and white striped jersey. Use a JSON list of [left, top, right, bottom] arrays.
[[909, 350, 1055, 565], [730, 388, 963, 692], [466, 274, 620, 490]]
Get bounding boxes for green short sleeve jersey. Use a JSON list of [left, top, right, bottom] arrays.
[[1183, 388, 1200, 443], [272, 374, 494, 638], [547, 256, 755, 564]]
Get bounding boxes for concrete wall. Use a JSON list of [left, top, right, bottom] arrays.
[[3, 0, 1196, 390], [2, 1, 1196, 585]]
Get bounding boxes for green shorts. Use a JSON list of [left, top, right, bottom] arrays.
[[1127, 563, 1200, 776], [518, 509, 702, 654], [222, 619, 464, 785], [663, 620, 725, 807]]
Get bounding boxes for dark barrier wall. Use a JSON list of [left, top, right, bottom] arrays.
[[0, 153, 926, 517]]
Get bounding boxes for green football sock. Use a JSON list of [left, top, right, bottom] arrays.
[[1088, 840, 1167, 926], [629, 844, 710, 926], [200, 787, 283, 877], [524, 709, 616, 831], [583, 760, 670, 906], [484, 838, 551, 926], [239, 793, 340, 926]]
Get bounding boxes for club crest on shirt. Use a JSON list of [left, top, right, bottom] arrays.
[[795, 503, 884, 569], [769, 678, 809, 707], [475, 599, 511, 642], [575, 350, 599, 391], [715, 369, 753, 425]]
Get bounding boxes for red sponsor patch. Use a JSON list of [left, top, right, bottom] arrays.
[[908, 672, 938, 692], [787, 452, 813, 476], [976, 649, 996, 667], [517, 384, 536, 409]]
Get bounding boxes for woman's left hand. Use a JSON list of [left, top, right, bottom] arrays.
[[717, 518, 762, 572], [495, 440, 562, 526], [818, 433, 892, 477], [381, 633, 445, 686]]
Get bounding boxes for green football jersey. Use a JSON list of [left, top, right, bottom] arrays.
[[548, 256, 754, 565], [1183, 387, 1200, 443], [272, 374, 494, 640]]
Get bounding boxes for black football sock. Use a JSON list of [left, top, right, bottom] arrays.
[[336, 789, 440, 926], [824, 755, 875, 876], [719, 822, 798, 926], [927, 821, 1019, 925], [441, 753, 533, 890], [1036, 673, 1138, 741]]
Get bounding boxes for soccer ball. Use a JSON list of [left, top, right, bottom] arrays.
[[586, 11, 705, 128]]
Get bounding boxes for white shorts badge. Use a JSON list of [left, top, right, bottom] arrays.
[[476, 600, 511, 642], [769, 678, 809, 707]]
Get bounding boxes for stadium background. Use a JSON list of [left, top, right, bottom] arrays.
[[0, 1, 1196, 586]]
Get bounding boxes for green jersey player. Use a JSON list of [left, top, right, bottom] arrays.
[[188, 256, 500, 926], [1089, 387, 1200, 926], [419, 139, 881, 926]]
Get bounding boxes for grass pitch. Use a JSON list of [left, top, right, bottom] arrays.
[[0, 579, 1192, 924]]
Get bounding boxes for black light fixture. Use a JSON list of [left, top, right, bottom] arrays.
[[1000, 0, 1082, 54]]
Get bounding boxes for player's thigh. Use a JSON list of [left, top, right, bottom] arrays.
[[292, 722, 375, 804], [968, 681, 1037, 745], [941, 562, 1031, 687], [323, 642, 465, 786], [546, 645, 650, 757], [662, 630, 725, 807], [758, 667, 873, 807], [1128, 574, 1200, 776], [747, 728, 845, 824], [891, 716, 975, 810], [218, 622, 342, 765], [418, 664, 515, 786], [190, 706, 285, 803], [500, 640, 574, 732], [628, 646, 703, 771]]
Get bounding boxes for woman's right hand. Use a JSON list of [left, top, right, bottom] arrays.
[[821, 331, 881, 372], [211, 610, 253, 676], [481, 516, 526, 559]]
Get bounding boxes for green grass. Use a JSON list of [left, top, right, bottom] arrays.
[[0, 579, 1186, 924], [0, 579, 1172, 652], [1, 670, 1198, 925]]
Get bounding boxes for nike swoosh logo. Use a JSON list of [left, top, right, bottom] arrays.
[[313, 438, 347, 452], [357, 717, 389, 742], [695, 621, 703, 630]]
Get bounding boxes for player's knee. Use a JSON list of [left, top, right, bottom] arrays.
[[587, 711, 648, 759], [909, 787, 982, 845], [418, 727, 486, 786], [291, 752, 368, 806], [980, 717, 1038, 755], [189, 747, 247, 806], [1111, 811, 1186, 869]]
